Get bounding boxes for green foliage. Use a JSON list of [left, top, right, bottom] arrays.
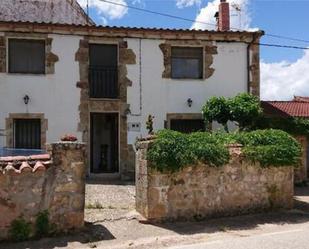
[[202, 96, 231, 132], [147, 130, 230, 172], [9, 217, 31, 242], [254, 117, 309, 137], [234, 129, 301, 167], [229, 93, 262, 130], [35, 210, 50, 238], [147, 130, 193, 172], [147, 129, 301, 172], [202, 93, 262, 131], [188, 132, 230, 167]]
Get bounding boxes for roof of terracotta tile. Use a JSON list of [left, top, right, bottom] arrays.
[[261, 100, 309, 118], [0, 154, 52, 174], [0, 0, 95, 25]]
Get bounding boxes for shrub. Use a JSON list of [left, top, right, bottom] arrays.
[[229, 93, 263, 130], [147, 129, 301, 172], [202, 93, 262, 132], [188, 132, 230, 167], [202, 96, 231, 132], [147, 130, 193, 172], [35, 210, 50, 238], [234, 129, 301, 167], [9, 217, 31, 242]]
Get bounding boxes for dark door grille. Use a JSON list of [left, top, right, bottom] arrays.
[[89, 44, 118, 99], [89, 66, 118, 98], [170, 119, 205, 133], [14, 119, 41, 149]]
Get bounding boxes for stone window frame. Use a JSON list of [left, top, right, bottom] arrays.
[[160, 40, 218, 80], [165, 113, 204, 129], [4, 33, 58, 75], [5, 113, 48, 150], [170, 46, 204, 80]]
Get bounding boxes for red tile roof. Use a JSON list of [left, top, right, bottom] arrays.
[[261, 100, 309, 118], [0, 154, 52, 174]]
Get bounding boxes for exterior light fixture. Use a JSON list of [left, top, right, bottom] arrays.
[[23, 95, 30, 105], [187, 98, 193, 107], [124, 107, 131, 116]]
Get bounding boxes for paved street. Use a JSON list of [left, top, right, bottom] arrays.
[[170, 224, 309, 249]]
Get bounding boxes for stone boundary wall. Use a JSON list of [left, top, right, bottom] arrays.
[[0, 142, 86, 240], [294, 136, 308, 183], [136, 140, 294, 222]]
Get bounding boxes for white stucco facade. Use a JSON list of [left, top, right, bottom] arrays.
[[0, 34, 83, 147], [0, 29, 256, 179], [0, 34, 250, 148], [126, 38, 248, 144]]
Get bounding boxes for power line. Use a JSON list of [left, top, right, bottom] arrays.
[[253, 43, 309, 50], [264, 34, 309, 44], [98, 0, 309, 48]]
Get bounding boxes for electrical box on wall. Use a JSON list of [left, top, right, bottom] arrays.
[[128, 122, 141, 132]]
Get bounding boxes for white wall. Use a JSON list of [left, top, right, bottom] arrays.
[[0, 34, 249, 149], [127, 38, 248, 144], [0, 34, 83, 147]]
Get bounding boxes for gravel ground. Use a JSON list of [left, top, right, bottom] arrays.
[[85, 179, 136, 222]]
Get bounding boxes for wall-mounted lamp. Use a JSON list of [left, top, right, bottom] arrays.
[[124, 107, 131, 116], [187, 98, 193, 108], [23, 95, 30, 105]]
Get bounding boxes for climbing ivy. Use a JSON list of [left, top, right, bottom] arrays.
[[147, 129, 301, 172]]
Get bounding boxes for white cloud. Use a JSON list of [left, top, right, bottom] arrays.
[[191, 0, 251, 31], [77, 0, 128, 20], [176, 0, 201, 8], [261, 50, 309, 100], [191, 0, 308, 100]]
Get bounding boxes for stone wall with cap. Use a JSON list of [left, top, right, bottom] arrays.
[[0, 141, 86, 240], [136, 139, 294, 222]]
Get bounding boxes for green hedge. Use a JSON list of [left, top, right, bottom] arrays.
[[147, 129, 301, 172]]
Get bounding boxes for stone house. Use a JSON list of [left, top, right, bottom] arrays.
[[0, 0, 263, 179], [261, 97, 309, 182]]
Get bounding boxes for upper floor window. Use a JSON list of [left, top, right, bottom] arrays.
[[171, 47, 203, 79], [89, 44, 118, 98], [8, 39, 45, 74]]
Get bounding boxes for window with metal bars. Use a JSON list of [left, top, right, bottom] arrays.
[[89, 44, 118, 98], [170, 119, 205, 133], [14, 119, 41, 149], [9, 39, 46, 74], [171, 47, 203, 79]]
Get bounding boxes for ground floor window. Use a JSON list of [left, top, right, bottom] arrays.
[[170, 119, 205, 133], [14, 119, 41, 149], [5, 113, 47, 150], [166, 113, 206, 133]]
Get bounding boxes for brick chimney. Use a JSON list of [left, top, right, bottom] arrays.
[[218, 0, 230, 31]]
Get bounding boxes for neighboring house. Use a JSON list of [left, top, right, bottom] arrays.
[[261, 97, 309, 182], [0, 0, 263, 179]]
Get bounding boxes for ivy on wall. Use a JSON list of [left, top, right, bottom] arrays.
[[147, 129, 301, 172]]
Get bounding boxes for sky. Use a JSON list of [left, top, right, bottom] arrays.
[[77, 0, 309, 100]]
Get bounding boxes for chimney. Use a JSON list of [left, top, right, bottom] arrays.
[[218, 0, 230, 31]]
